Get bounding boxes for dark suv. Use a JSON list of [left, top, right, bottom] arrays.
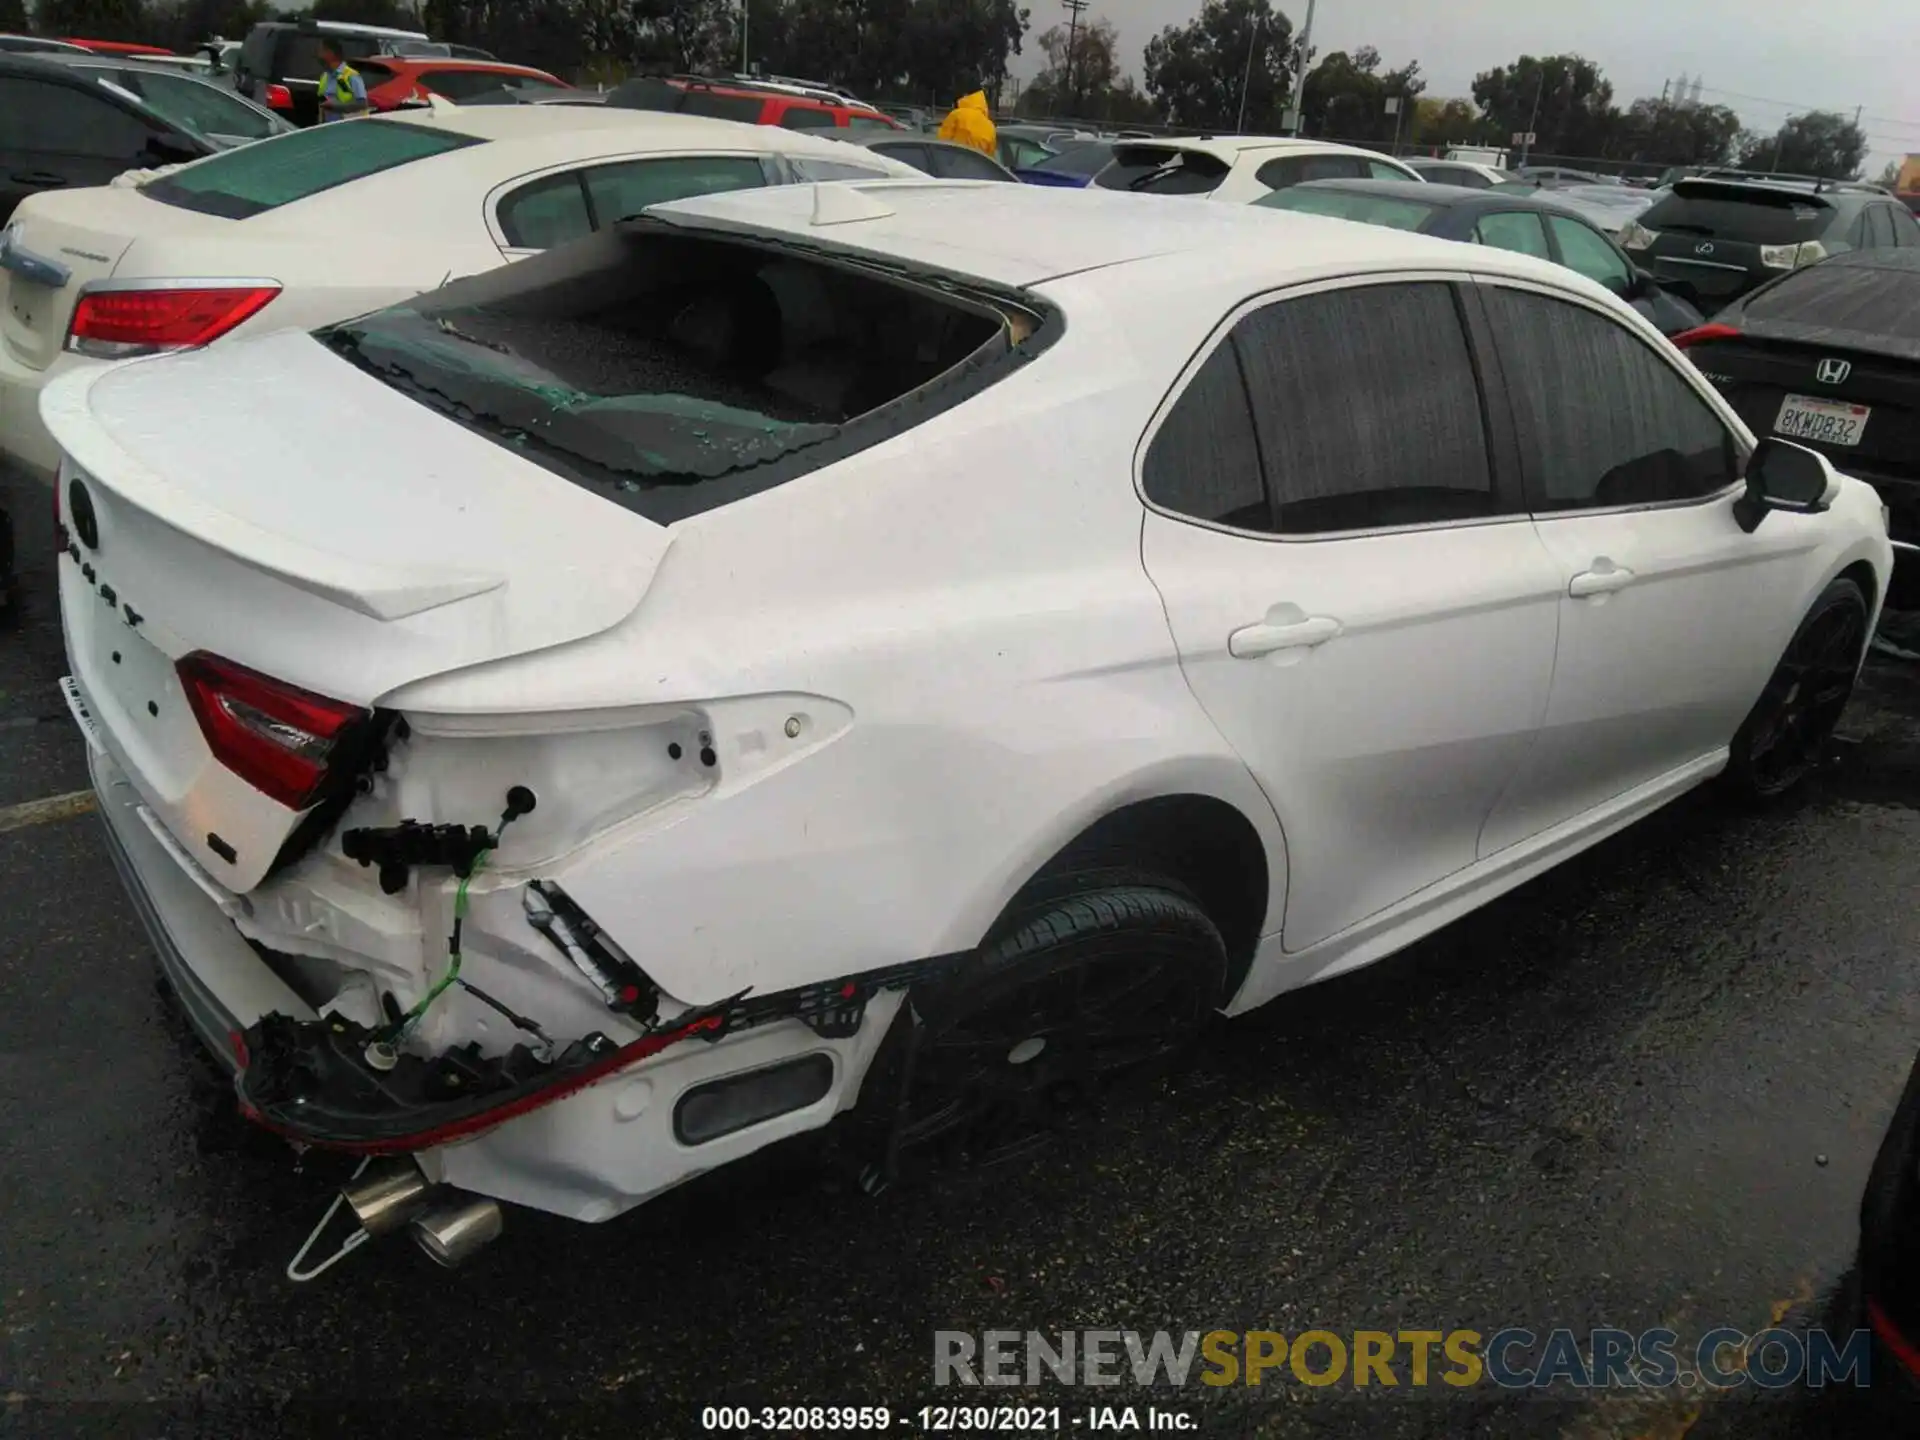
[[234, 20, 430, 127], [1625, 176, 1920, 314]]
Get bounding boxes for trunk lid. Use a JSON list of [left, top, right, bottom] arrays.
[[1, 191, 150, 370], [48, 329, 671, 891]]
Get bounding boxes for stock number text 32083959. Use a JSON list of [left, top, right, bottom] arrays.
[[699, 1405, 1084, 1432]]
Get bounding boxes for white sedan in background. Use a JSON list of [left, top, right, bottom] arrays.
[[0, 105, 915, 477], [1090, 135, 1424, 201], [46, 181, 1889, 1259]]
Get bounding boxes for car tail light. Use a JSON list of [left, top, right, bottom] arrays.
[[65, 286, 280, 359], [264, 83, 293, 110], [1669, 322, 1741, 350], [1759, 240, 1828, 270], [177, 653, 367, 811]]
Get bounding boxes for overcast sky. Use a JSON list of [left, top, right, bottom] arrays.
[[1020, 0, 1920, 172]]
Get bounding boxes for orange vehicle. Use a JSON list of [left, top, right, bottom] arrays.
[[353, 56, 573, 109]]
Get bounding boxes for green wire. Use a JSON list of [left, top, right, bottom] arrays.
[[395, 849, 487, 1038]]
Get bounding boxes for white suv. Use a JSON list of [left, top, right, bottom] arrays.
[[1091, 135, 1423, 201], [50, 180, 1889, 1256]]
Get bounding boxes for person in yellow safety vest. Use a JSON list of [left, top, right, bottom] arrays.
[[937, 89, 997, 159], [316, 37, 369, 123]]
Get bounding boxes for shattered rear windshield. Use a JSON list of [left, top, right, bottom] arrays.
[[319, 225, 1018, 525]]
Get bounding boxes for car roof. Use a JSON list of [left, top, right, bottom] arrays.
[[383, 105, 822, 144], [647, 177, 1589, 291], [1110, 135, 1388, 163], [1289, 176, 1607, 220], [252, 19, 428, 38], [20, 51, 229, 80]]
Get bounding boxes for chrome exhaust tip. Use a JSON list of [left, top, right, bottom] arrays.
[[409, 1195, 505, 1268], [340, 1158, 434, 1237]]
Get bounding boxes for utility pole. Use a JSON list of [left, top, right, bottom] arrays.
[[1660, 77, 1670, 104], [1236, 11, 1263, 134], [1520, 65, 1545, 166], [740, 0, 749, 74], [1287, 0, 1316, 135], [1061, 0, 1089, 118]]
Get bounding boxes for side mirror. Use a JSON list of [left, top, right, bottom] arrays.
[[1733, 437, 1835, 533]]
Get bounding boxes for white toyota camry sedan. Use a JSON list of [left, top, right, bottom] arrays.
[[0, 104, 916, 478], [46, 181, 1890, 1260]]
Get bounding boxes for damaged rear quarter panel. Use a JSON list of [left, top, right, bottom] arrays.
[[382, 287, 1287, 1007]]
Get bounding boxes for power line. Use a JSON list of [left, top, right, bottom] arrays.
[[1690, 82, 1920, 134]]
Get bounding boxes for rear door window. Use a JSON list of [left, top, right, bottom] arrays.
[[1476, 211, 1551, 258], [143, 119, 481, 218], [1230, 281, 1505, 534], [1255, 153, 1366, 189], [1142, 343, 1269, 531], [1366, 159, 1409, 180], [1895, 206, 1920, 247], [1256, 186, 1438, 231], [0, 77, 155, 158], [583, 155, 767, 225], [1482, 286, 1737, 510], [497, 171, 593, 248], [1866, 205, 1897, 248], [1546, 215, 1632, 291], [864, 142, 931, 173]]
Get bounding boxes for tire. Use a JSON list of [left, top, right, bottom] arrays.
[[895, 879, 1229, 1163], [1724, 577, 1870, 800]]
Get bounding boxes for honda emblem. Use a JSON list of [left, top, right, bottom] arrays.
[[1694, 241, 1715, 256], [1816, 358, 1852, 385]]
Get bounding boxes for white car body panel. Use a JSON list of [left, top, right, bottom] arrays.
[[1092, 135, 1425, 205], [50, 182, 1893, 1223], [0, 108, 919, 477]]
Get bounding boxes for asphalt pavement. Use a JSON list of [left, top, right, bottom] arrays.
[[5, 458, 1920, 1440]]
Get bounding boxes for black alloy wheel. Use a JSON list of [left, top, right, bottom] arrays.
[[893, 879, 1227, 1167], [1727, 578, 1870, 799]]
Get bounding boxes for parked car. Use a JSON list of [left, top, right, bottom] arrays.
[[351, 55, 572, 110], [0, 34, 89, 54], [1516, 164, 1617, 186], [1258, 179, 1704, 336], [605, 75, 899, 134], [1624, 176, 1920, 315], [234, 18, 430, 127], [1495, 179, 1659, 240], [0, 52, 260, 228], [1672, 248, 1920, 599], [0, 107, 916, 478], [876, 103, 933, 131], [1092, 136, 1423, 201], [24, 51, 289, 151], [46, 180, 1889, 1250], [1405, 157, 1514, 188], [1016, 139, 1115, 188], [837, 132, 1017, 181]]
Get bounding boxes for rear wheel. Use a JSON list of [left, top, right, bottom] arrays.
[[894, 879, 1228, 1166], [1725, 578, 1869, 799]]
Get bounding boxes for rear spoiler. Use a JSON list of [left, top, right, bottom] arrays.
[[1671, 179, 1833, 208]]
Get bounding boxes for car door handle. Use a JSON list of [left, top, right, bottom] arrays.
[[1228, 610, 1342, 659], [1569, 561, 1636, 598], [10, 172, 68, 187]]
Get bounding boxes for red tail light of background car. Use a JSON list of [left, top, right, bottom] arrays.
[[65, 286, 281, 359]]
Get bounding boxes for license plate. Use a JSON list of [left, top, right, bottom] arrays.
[[1774, 393, 1869, 447]]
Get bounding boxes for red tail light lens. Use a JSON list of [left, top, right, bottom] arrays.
[[264, 83, 293, 110], [66, 286, 280, 359], [1669, 322, 1741, 351], [177, 653, 367, 811]]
